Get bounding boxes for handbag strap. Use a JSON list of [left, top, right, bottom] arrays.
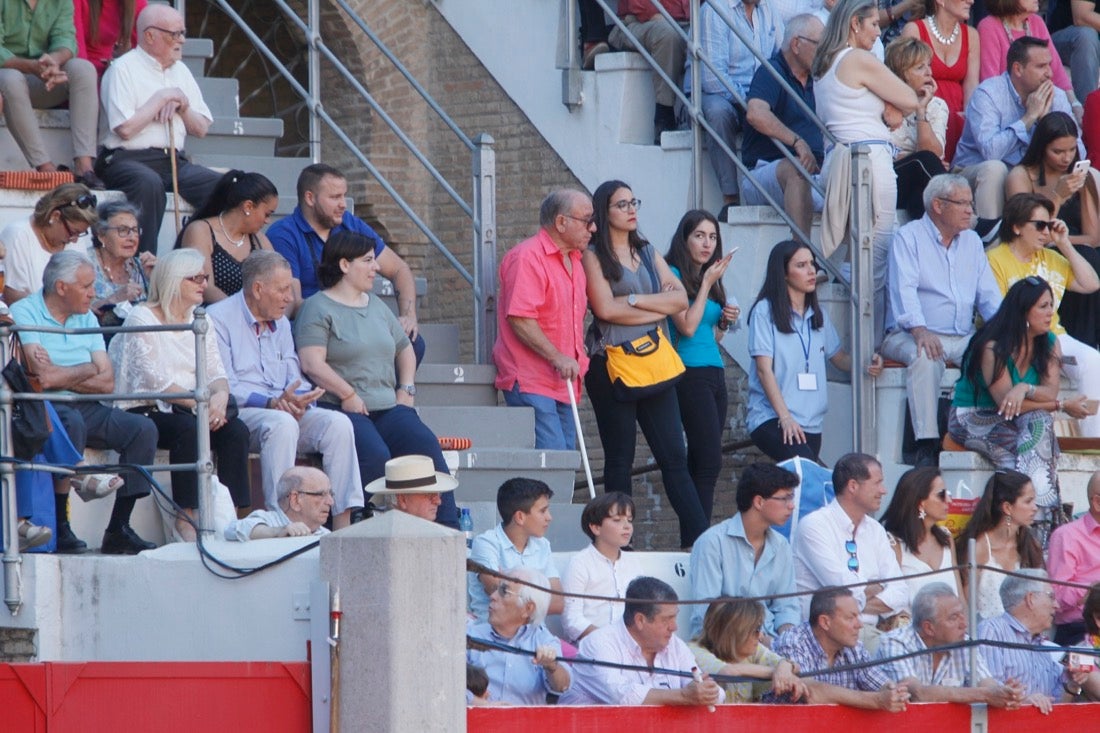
[[637, 244, 660, 294]]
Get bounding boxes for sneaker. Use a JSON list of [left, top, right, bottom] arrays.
[[55, 521, 89, 554], [17, 519, 52, 551], [100, 524, 156, 555]]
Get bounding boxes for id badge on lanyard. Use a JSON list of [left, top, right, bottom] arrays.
[[795, 317, 817, 391]]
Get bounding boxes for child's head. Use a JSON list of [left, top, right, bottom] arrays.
[[497, 477, 554, 536], [466, 663, 489, 700], [581, 491, 635, 548]]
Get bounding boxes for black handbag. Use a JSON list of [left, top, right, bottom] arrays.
[[2, 334, 51, 460]]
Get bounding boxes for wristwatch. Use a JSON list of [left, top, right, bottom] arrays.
[[399, 384, 416, 396], [627, 293, 638, 307]]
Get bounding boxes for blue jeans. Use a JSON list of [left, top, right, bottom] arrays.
[[321, 403, 458, 528], [503, 382, 576, 450], [585, 354, 708, 547]]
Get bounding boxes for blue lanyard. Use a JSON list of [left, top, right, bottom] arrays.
[[793, 311, 812, 372]]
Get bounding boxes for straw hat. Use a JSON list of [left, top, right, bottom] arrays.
[[365, 455, 458, 495]]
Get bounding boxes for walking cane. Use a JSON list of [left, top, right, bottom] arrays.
[[329, 587, 341, 733], [168, 118, 182, 235], [566, 379, 596, 499]]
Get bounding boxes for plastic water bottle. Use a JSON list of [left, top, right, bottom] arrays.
[[459, 507, 474, 549]]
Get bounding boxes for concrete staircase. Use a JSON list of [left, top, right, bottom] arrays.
[[1, 35, 587, 553]]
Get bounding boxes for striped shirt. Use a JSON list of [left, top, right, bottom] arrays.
[[771, 622, 889, 692], [875, 624, 992, 687], [977, 613, 1064, 699]]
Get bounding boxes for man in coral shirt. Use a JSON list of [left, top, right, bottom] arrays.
[[491, 189, 592, 450]]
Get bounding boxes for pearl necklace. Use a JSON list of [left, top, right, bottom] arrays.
[[927, 15, 959, 46], [218, 212, 246, 248], [1002, 17, 1030, 43]]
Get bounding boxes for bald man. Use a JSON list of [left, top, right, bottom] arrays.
[[96, 3, 221, 253], [1049, 471, 1100, 644], [224, 466, 333, 541]]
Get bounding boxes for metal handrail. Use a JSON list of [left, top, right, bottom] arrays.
[[1, 311, 215, 615], [197, 0, 498, 362]]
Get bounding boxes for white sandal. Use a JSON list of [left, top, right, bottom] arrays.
[[71, 473, 124, 502], [18, 519, 52, 551]]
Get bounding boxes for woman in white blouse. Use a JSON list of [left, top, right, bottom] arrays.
[[885, 36, 949, 220], [110, 248, 250, 540]]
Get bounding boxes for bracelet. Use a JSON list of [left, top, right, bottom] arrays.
[[1057, 398, 1064, 412], [791, 136, 801, 148], [915, 115, 927, 123], [1064, 682, 1083, 697]]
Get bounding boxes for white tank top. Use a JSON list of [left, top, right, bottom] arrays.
[[815, 47, 890, 144]]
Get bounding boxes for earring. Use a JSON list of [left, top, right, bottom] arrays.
[[918, 506, 927, 521], [1005, 514, 1013, 528], [245, 210, 251, 217]]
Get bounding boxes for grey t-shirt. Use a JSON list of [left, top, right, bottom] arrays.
[[293, 292, 411, 411]]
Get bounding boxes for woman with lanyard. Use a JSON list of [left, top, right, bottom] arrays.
[[746, 240, 882, 462]]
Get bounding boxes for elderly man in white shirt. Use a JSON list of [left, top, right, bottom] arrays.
[[225, 466, 333, 541], [793, 453, 909, 652], [95, 4, 221, 254], [559, 576, 724, 707]]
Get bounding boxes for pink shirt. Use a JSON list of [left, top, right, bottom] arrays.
[[977, 15, 1072, 95], [491, 230, 588, 403], [1048, 511, 1100, 625]]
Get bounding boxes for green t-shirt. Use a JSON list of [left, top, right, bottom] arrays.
[[0, 0, 78, 63], [953, 332, 1055, 409]]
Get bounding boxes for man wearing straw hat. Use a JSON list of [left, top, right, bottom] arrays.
[[366, 455, 458, 522], [224, 466, 334, 541], [96, 4, 220, 254], [491, 189, 591, 450]]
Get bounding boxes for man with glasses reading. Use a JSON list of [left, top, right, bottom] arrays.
[[97, 4, 221, 254], [490, 189, 593, 450], [881, 174, 1003, 467], [793, 453, 909, 652], [225, 466, 334, 541], [688, 462, 802, 642]]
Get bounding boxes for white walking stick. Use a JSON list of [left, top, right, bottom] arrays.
[[566, 379, 596, 499]]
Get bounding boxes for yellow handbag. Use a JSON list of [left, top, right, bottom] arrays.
[[604, 325, 685, 401]]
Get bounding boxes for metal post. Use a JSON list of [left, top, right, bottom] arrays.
[[472, 133, 497, 365], [0, 321, 22, 615], [193, 309, 216, 536], [561, 0, 582, 108], [690, 0, 702, 210], [849, 145, 876, 455], [308, 0, 322, 163], [967, 537, 979, 687]]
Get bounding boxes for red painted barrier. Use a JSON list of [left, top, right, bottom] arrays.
[[467, 701, 1100, 732], [0, 662, 310, 733]]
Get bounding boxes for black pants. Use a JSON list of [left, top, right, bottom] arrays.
[[130, 408, 251, 509], [750, 418, 823, 464], [585, 354, 709, 547], [675, 366, 727, 523], [894, 150, 947, 220], [96, 147, 222, 254], [578, 0, 611, 43], [1059, 244, 1100, 349]]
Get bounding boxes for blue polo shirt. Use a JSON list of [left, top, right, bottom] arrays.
[[745, 298, 840, 433], [11, 291, 105, 368], [266, 206, 387, 298], [741, 51, 823, 169]]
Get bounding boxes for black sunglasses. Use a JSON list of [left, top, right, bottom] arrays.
[[64, 193, 98, 211], [1026, 220, 1052, 231]]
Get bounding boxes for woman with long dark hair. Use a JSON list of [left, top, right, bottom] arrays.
[[178, 169, 278, 303], [948, 277, 1083, 543], [958, 470, 1044, 621], [583, 180, 708, 548], [746, 239, 881, 462], [665, 209, 738, 522], [881, 466, 962, 599]]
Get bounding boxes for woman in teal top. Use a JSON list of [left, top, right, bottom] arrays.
[[665, 210, 738, 522], [948, 276, 1090, 542]]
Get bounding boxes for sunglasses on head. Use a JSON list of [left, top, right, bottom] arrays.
[[64, 193, 98, 211], [1023, 275, 1044, 286]]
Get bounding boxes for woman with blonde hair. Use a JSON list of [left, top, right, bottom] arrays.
[[110, 248, 250, 540]]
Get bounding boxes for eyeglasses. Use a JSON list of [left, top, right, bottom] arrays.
[[610, 198, 642, 212], [149, 26, 187, 40], [494, 581, 520, 599], [937, 196, 974, 209], [766, 493, 797, 505], [845, 539, 859, 572], [295, 489, 334, 499], [63, 193, 98, 211], [562, 213, 597, 227], [184, 273, 209, 284], [59, 217, 84, 243], [1026, 220, 1053, 231], [796, 35, 821, 46], [102, 225, 142, 238]]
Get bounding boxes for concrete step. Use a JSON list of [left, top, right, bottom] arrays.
[[187, 116, 285, 157], [418, 405, 534, 449], [418, 322, 460, 364], [196, 77, 241, 118], [182, 38, 213, 78], [449, 447, 579, 502], [460, 500, 589, 553], [190, 154, 309, 202], [415, 363, 498, 406]]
